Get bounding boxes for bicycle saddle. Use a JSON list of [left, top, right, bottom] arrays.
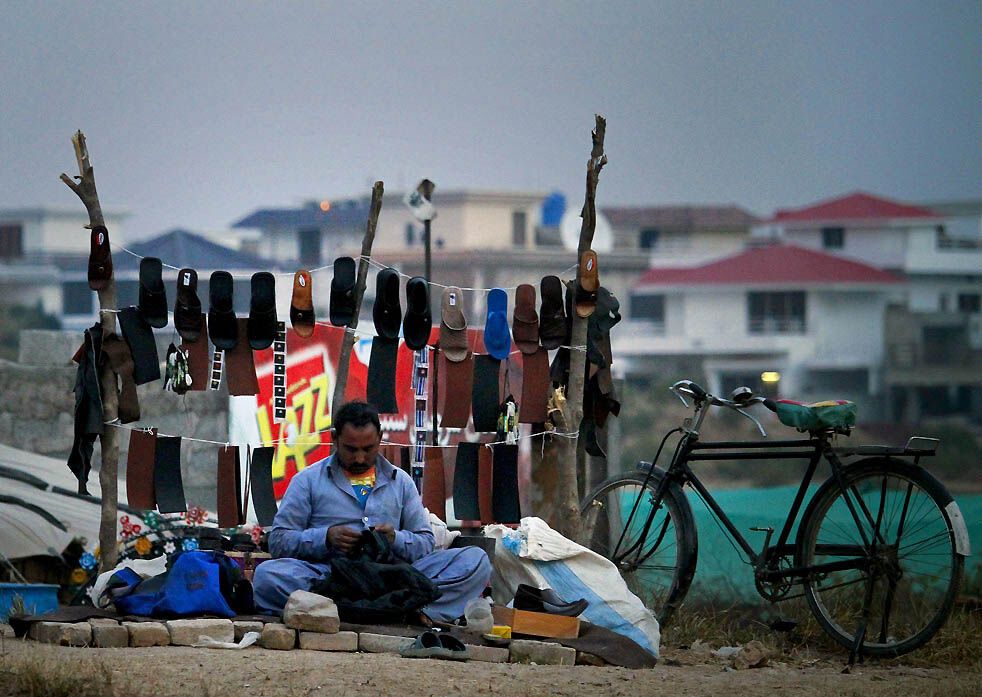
[[772, 399, 856, 432]]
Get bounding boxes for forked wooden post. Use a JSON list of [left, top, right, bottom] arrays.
[[60, 131, 120, 571], [555, 115, 607, 541], [331, 181, 384, 416]]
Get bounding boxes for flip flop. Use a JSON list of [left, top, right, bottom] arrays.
[[330, 256, 356, 327], [138, 256, 168, 328], [440, 286, 469, 362], [290, 270, 315, 338], [574, 250, 600, 318], [403, 276, 432, 351], [174, 268, 203, 342], [400, 630, 445, 659], [87, 225, 113, 291], [483, 288, 511, 360], [511, 283, 539, 355], [208, 271, 238, 350], [247, 271, 277, 350], [436, 633, 470, 661], [538, 275, 567, 350], [373, 267, 402, 340]]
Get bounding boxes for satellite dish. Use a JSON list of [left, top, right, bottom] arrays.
[[559, 208, 613, 253]]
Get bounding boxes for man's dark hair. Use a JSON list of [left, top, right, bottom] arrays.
[[332, 400, 382, 435]]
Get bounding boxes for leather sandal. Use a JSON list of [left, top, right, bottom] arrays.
[[208, 271, 238, 350], [138, 256, 168, 328], [329, 256, 356, 326], [574, 249, 600, 318], [403, 276, 432, 350], [511, 283, 540, 355], [290, 269, 315, 338], [247, 271, 277, 350], [87, 225, 113, 290], [174, 268, 203, 342]]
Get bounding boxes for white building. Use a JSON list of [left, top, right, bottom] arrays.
[[616, 243, 903, 416], [753, 192, 981, 421]]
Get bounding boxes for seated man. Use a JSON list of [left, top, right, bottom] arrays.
[[253, 400, 491, 622]]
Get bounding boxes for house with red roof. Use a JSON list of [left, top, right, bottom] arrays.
[[752, 192, 981, 421], [616, 242, 903, 416]]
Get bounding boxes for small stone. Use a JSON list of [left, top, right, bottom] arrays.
[[509, 639, 576, 666], [123, 622, 170, 647], [234, 621, 265, 642], [165, 618, 234, 646], [730, 640, 769, 670], [29, 622, 91, 646], [576, 651, 606, 666], [91, 623, 129, 648], [260, 623, 297, 651], [299, 631, 359, 652], [282, 591, 339, 633], [466, 643, 510, 663], [358, 632, 414, 654]]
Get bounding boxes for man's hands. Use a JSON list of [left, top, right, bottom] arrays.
[[374, 523, 396, 544], [327, 523, 397, 553], [326, 525, 361, 554]]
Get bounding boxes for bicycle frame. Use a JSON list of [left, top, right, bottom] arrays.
[[619, 423, 885, 586]]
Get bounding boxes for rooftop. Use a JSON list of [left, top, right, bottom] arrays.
[[636, 243, 903, 287], [771, 192, 941, 224]]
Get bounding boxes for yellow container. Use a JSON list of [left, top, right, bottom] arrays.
[[490, 625, 512, 639]]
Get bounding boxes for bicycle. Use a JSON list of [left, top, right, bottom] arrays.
[[580, 379, 971, 659]]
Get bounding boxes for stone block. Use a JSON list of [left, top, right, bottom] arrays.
[[260, 623, 296, 651], [88, 618, 120, 627], [282, 590, 339, 633], [358, 632, 414, 654], [509, 639, 576, 666], [91, 623, 129, 648], [466, 643, 510, 663], [165, 618, 234, 646], [234, 621, 265, 642], [123, 622, 170, 647], [299, 630, 358, 652], [29, 621, 91, 646], [0, 624, 14, 637]]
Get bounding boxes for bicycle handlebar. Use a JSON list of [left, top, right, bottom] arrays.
[[670, 379, 773, 436]]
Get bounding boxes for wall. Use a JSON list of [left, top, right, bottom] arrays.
[[3, 330, 228, 509]]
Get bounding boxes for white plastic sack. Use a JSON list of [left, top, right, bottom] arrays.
[[485, 517, 660, 657], [426, 509, 460, 550], [90, 554, 168, 608]]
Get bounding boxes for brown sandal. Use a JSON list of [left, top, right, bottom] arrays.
[[290, 270, 315, 337]]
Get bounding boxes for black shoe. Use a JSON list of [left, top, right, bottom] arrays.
[[513, 584, 588, 617]]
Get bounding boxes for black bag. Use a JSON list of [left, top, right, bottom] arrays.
[[311, 530, 441, 624]]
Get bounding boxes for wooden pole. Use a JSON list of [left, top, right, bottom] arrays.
[[554, 115, 608, 541], [60, 131, 120, 571], [331, 181, 384, 412]]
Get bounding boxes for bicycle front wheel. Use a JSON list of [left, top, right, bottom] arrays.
[[580, 469, 697, 627], [798, 459, 964, 656]]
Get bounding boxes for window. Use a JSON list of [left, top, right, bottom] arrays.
[[748, 291, 806, 334], [512, 211, 527, 247], [629, 293, 665, 331], [821, 227, 844, 249], [298, 228, 321, 266], [62, 281, 95, 315], [639, 228, 660, 250], [405, 223, 416, 246], [957, 293, 980, 313], [0, 224, 23, 259]]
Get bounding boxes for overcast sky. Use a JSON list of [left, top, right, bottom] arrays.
[[1, 1, 979, 238]]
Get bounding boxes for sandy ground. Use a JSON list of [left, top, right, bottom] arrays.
[[1, 638, 979, 697]]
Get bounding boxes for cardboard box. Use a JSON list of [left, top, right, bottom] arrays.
[[491, 605, 580, 639]]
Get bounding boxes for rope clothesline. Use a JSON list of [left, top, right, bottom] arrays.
[[104, 419, 578, 450], [114, 244, 578, 295]]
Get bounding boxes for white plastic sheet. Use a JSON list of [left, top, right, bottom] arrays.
[[485, 516, 660, 657]]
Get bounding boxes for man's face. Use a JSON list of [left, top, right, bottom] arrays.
[[334, 422, 381, 475]]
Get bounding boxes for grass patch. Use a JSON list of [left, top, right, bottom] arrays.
[[0, 652, 128, 697], [661, 598, 982, 669]]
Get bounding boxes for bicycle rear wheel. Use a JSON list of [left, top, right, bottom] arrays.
[[797, 459, 964, 656], [580, 468, 697, 627]]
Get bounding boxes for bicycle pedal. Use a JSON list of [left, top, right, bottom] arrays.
[[769, 618, 798, 633]]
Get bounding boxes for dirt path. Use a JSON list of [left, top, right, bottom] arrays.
[[1, 639, 979, 697]]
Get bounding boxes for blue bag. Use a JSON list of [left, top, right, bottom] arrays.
[[111, 551, 238, 618]]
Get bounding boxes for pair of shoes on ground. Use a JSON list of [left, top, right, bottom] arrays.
[[400, 630, 469, 661]]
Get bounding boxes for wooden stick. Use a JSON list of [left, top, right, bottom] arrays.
[[60, 131, 120, 571], [331, 181, 384, 414], [555, 115, 607, 542]]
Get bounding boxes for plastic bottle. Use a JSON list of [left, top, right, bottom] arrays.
[[464, 596, 494, 634]]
